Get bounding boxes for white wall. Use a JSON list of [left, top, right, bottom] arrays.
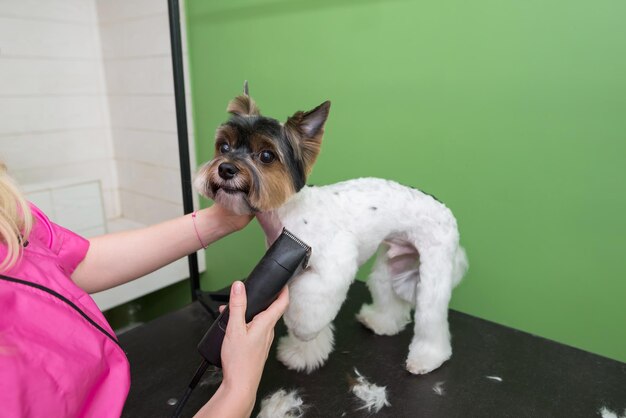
[[92, 0, 204, 310], [97, 0, 196, 225], [0, 0, 202, 310], [0, 0, 197, 227], [0, 0, 120, 219]]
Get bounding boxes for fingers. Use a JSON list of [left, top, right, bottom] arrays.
[[252, 286, 290, 327], [219, 305, 225, 313], [225, 281, 247, 336], [226, 282, 289, 337]]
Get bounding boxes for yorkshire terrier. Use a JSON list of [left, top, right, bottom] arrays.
[[195, 83, 468, 375]]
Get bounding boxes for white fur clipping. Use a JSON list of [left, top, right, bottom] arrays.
[[350, 369, 391, 413], [257, 389, 306, 418], [432, 381, 445, 396], [485, 375, 503, 382], [600, 407, 626, 418]]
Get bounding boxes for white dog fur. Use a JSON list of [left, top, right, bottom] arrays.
[[255, 177, 468, 375]]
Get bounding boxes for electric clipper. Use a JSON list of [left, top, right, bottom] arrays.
[[197, 228, 311, 367]]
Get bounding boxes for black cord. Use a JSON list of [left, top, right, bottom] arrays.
[[171, 386, 193, 418], [171, 359, 210, 418]]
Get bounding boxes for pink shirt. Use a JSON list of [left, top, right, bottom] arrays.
[[0, 205, 130, 417]]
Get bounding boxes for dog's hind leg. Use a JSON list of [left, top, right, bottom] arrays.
[[356, 246, 413, 336], [405, 245, 455, 375], [277, 235, 358, 373]]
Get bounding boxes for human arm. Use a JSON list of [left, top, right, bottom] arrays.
[[194, 281, 289, 418], [71, 205, 251, 293]]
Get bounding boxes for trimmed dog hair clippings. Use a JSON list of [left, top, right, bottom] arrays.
[[348, 369, 391, 413], [257, 389, 307, 418], [257, 369, 391, 418]]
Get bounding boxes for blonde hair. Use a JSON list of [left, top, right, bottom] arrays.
[[0, 164, 33, 272]]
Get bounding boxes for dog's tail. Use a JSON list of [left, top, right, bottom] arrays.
[[452, 246, 469, 287]]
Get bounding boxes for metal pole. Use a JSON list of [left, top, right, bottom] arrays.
[[167, 0, 201, 300]]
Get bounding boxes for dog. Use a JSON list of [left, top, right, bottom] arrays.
[[194, 83, 468, 375]]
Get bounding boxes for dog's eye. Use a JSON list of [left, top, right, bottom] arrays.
[[219, 143, 231, 154], [259, 150, 275, 164]]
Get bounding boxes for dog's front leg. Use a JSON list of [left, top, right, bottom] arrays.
[[277, 238, 358, 373]]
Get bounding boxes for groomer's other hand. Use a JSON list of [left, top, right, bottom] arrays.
[[208, 203, 253, 234], [220, 281, 289, 414]]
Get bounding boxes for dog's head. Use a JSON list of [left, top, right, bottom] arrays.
[[195, 82, 330, 215]]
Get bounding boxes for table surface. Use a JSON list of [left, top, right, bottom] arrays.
[[119, 281, 626, 418]]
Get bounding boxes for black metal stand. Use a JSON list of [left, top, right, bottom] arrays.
[[167, 0, 231, 314]]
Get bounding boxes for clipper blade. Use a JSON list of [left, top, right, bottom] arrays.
[[282, 228, 311, 268]]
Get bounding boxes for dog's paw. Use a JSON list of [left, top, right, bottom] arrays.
[[356, 304, 410, 336], [405, 342, 451, 375], [277, 325, 334, 374]]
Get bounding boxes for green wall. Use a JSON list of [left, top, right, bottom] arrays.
[[185, 0, 626, 362]]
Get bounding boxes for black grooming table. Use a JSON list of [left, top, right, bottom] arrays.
[[119, 281, 626, 418]]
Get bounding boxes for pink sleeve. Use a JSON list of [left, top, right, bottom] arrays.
[[52, 223, 90, 274], [29, 204, 90, 274]]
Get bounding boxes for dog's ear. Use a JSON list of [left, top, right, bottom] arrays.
[[227, 80, 260, 116], [287, 101, 331, 139], [285, 101, 331, 174]]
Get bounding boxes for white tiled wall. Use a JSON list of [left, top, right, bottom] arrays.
[[92, 0, 203, 311], [0, 0, 119, 219], [0, 0, 95, 23], [24, 180, 107, 238], [96, 0, 197, 225], [0, 0, 201, 310]]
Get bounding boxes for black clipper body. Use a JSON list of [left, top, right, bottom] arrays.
[[198, 228, 311, 367]]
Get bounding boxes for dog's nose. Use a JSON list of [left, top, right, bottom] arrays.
[[218, 163, 239, 180]]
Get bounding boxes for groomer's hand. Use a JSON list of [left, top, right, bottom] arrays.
[[221, 281, 289, 415], [208, 203, 253, 234]]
